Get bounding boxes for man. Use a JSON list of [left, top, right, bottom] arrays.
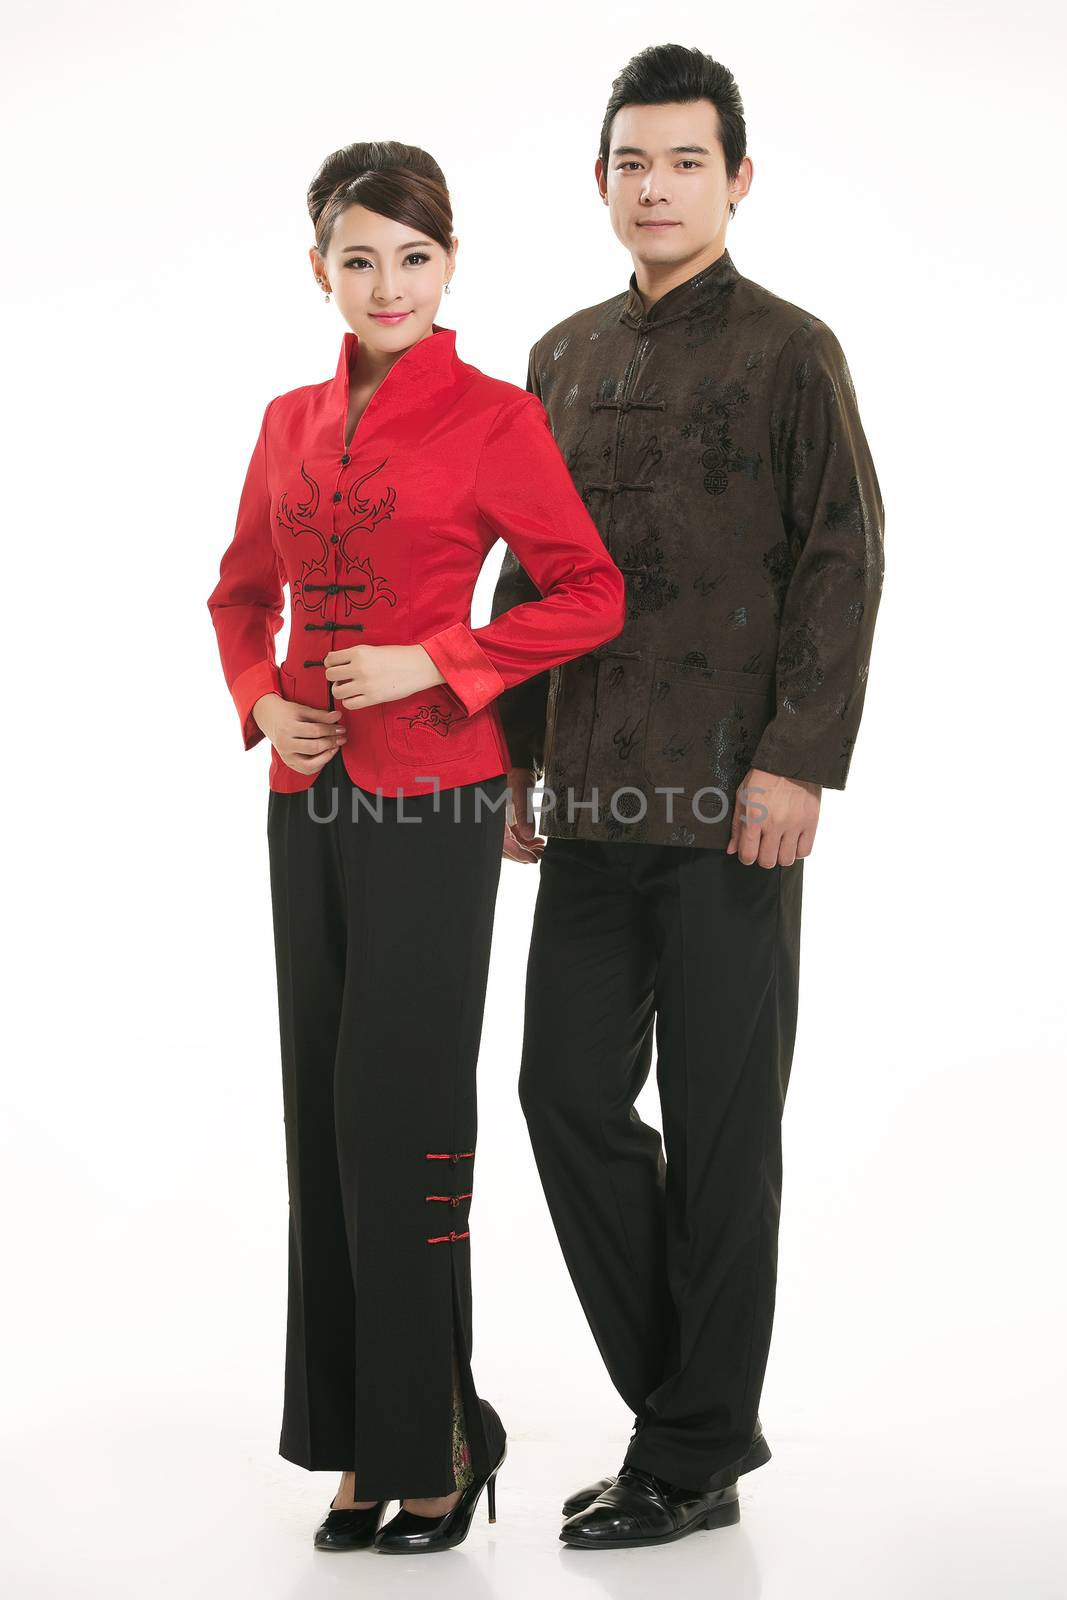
[[490, 43, 885, 1550]]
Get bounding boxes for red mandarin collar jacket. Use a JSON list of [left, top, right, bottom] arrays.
[[207, 324, 626, 794]]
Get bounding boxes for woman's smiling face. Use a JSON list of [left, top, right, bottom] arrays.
[[316, 203, 456, 355]]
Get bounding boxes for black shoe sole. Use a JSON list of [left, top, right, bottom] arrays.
[[559, 1491, 741, 1549]]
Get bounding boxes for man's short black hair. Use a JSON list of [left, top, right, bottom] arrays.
[[599, 43, 747, 219]]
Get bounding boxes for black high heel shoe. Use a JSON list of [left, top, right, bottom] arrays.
[[373, 1442, 507, 1554], [313, 1493, 389, 1550]]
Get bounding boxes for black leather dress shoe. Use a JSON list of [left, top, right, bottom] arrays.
[[560, 1417, 770, 1518], [313, 1497, 388, 1550], [559, 1465, 739, 1550]]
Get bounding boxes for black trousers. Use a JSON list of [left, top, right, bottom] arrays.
[[266, 751, 508, 1499], [518, 836, 803, 1490]]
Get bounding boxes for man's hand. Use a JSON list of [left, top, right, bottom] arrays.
[[503, 767, 545, 863], [252, 693, 346, 775], [323, 643, 444, 710], [727, 767, 821, 868]]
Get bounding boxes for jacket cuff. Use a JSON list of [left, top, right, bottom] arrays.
[[503, 740, 546, 780], [494, 674, 549, 777], [750, 723, 846, 790], [232, 660, 281, 750], [417, 623, 506, 717]]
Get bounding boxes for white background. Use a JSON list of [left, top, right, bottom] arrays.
[[3, 1, 1064, 1595]]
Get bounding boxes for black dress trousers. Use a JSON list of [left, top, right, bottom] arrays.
[[266, 750, 508, 1500], [518, 836, 803, 1491]]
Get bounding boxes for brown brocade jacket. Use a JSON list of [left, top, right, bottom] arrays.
[[489, 246, 885, 850]]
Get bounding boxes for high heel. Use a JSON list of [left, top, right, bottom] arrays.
[[373, 1441, 507, 1554]]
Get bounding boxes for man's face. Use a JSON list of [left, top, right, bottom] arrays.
[[597, 100, 747, 268]]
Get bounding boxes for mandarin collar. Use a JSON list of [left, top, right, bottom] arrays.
[[618, 246, 740, 330], [329, 322, 460, 440]]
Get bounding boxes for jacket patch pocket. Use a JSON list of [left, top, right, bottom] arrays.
[[383, 689, 482, 766], [643, 658, 775, 796]]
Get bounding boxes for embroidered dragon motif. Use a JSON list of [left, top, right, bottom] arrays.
[[397, 703, 461, 738], [275, 459, 398, 614]]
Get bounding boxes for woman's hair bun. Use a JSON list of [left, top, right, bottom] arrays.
[[307, 141, 453, 258], [307, 141, 448, 229]]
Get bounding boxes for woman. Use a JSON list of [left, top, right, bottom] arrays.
[[206, 140, 626, 1555]]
